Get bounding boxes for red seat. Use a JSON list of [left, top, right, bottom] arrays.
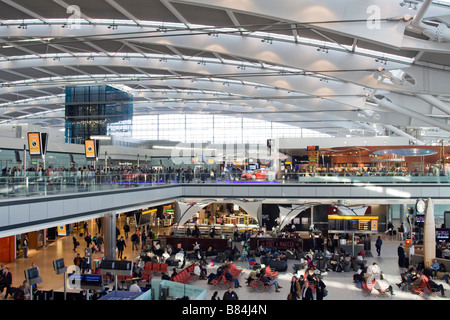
[[152, 263, 160, 272], [144, 262, 152, 271]]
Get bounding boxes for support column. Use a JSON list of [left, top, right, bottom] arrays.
[[400, 204, 408, 238], [103, 212, 117, 260], [423, 198, 436, 268]]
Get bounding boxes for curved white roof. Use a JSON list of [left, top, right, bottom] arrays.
[[0, 0, 450, 143]]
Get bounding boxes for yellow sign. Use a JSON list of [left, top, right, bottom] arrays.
[[371, 220, 378, 231], [84, 140, 96, 158], [142, 209, 157, 215], [57, 225, 67, 236], [28, 132, 41, 156]]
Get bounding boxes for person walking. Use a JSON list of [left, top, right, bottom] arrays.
[[116, 236, 126, 259], [131, 232, 140, 251], [97, 234, 104, 253], [84, 233, 92, 248], [288, 276, 301, 300], [72, 236, 79, 252], [23, 235, 29, 258], [375, 236, 382, 256], [141, 231, 147, 250], [123, 223, 130, 240], [314, 274, 327, 300]]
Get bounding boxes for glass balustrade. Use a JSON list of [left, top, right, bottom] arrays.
[[0, 170, 448, 200]]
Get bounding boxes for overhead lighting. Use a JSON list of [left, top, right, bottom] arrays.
[[375, 58, 387, 65], [261, 37, 273, 44], [399, 0, 418, 10], [90, 135, 111, 140]]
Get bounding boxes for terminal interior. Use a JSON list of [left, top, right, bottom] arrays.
[[0, 0, 450, 302]]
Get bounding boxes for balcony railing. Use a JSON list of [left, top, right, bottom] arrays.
[[0, 171, 448, 200]]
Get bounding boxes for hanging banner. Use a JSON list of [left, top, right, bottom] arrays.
[[27, 132, 42, 156], [84, 139, 96, 159]]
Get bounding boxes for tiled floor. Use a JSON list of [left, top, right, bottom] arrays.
[[1, 218, 449, 301]]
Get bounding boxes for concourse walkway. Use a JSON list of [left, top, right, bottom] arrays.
[[1, 217, 449, 301]]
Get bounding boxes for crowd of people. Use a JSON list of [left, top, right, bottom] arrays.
[[2, 161, 446, 187]]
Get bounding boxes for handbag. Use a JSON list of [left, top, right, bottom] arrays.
[[323, 289, 328, 297]]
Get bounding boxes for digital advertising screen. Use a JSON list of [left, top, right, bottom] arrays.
[[84, 139, 96, 159], [27, 132, 42, 156]]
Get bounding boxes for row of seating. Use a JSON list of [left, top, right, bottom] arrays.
[[171, 263, 197, 284], [142, 262, 168, 282], [210, 263, 243, 288]]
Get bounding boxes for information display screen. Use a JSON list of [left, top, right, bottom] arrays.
[[135, 208, 157, 226], [436, 229, 449, 242], [328, 215, 378, 232]]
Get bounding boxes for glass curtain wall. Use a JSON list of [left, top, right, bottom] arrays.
[[132, 114, 331, 144]]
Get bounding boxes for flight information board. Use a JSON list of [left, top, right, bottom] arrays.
[[328, 215, 378, 232]]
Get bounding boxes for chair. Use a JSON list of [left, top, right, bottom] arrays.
[[248, 274, 262, 291], [152, 263, 160, 272], [160, 263, 168, 273]]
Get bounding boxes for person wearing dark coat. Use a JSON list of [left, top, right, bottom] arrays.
[[375, 236, 383, 256], [222, 287, 238, 300], [398, 243, 406, 267], [0, 267, 13, 299], [116, 236, 126, 259]]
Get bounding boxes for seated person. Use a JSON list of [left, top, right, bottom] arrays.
[[246, 270, 258, 285], [441, 273, 449, 284], [428, 278, 446, 297], [374, 278, 395, 295], [207, 266, 224, 284], [256, 245, 266, 256], [161, 250, 170, 263], [353, 263, 368, 283], [430, 259, 440, 279], [161, 272, 170, 280], [132, 262, 142, 278], [225, 270, 241, 288], [411, 271, 426, 292], [194, 264, 207, 280], [443, 247, 450, 259], [261, 274, 282, 292], [366, 262, 381, 283]]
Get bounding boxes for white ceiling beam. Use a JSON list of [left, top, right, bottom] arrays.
[[160, 0, 191, 27], [1, 0, 47, 22], [104, 0, 142, 26], [52, 0, 95, 24]]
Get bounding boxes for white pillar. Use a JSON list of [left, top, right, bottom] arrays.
[[423, 198, 436, 268]]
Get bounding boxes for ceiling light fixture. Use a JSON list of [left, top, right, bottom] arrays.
[[375, 58, 387, 65], [261, 37, 273, 44], [399, 0, 418, 10]]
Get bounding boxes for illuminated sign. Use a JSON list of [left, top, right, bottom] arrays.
[[84, 140, 96, 159], [328, 215, 378, 232], [307, 146, 319, 151], [28, 132, 42, 156]]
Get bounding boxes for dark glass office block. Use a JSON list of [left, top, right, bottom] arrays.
[[65, 85, 133, 144]]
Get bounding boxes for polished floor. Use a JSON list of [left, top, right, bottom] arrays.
[[1, 218, 449, 301]]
